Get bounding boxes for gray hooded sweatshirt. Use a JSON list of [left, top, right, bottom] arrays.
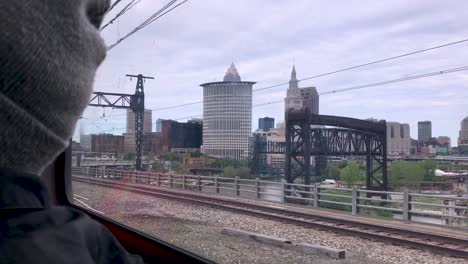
[[0, 1, 142, 263]]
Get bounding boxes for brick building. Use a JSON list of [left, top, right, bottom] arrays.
[[91, 134, 124, 153]]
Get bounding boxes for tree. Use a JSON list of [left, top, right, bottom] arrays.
[[171, 161, 189, 174], [160, 152, 181, 162], [124, 153, 136, 161], [339, 162, 365, 187], [389, 161, 425, 189], [420, 160, 437, 182], [152, 160, 164, 170], [336, 161, 348, 169], [190, 151, 202, 158], [235, 167, 251, 178], [222, 166, 237, 178], [324, 165, 341, 180]]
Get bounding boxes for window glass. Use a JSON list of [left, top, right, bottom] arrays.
[[71, 1, 468, 264]]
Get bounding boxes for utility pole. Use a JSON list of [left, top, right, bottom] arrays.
[[89, 74, 154, 171]]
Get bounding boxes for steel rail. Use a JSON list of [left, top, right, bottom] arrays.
[[73, 176, 468, 259]]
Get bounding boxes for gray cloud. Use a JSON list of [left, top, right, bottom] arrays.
[[75, 0, 468, 144]]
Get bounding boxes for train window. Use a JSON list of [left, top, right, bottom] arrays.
[[70, 1, 468, 264]]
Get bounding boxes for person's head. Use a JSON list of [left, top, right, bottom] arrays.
[[0, 0, 110, 175]]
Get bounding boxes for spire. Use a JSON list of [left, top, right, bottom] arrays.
[[223, 62, 241, 82], [289, 64, 298, 89], [291, 64, 297, 80]]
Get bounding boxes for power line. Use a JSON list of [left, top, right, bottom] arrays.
[[253, 65, 468, 107], [108, 0, 124, 13], [107, 0, 189, 51], [88, 64, 468, 131], [254, 38, 468, 92], [101, 0, 143, 31], [119, 37, 468, 112], [90, 62, 468, 120]]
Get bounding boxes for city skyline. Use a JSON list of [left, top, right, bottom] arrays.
[[74, 0, 468, 143]]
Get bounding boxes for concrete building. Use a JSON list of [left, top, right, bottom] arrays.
[[258, 117, 275, 132], [161, 119, 203, 152], [79, 134, 92, 152], [142, 132, 163, 155], [91, 134, 124, 153], [253, 129, 270, 137], [155, 118, 163, 132], [190, 118, 203, 125], [459, 117, 468, 154], [123, 133, 136, 154], [200, 63, 255, 159], [437, 136, 451, 148], [387, 122, 411, 155], [459, 117, 468, 145], [127, 109, 152, 134], [418, 121, 432, 142], [284, 65, 319, 114], [265, 127, 286, 166]]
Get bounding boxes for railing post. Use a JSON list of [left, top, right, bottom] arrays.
[[215, 176, 219, 194], [313, 183, 319, 208], [146, 172, 150, 184], [403, 189, 411, 222], [352, 186, 357, 215], [234, 176, 240, 196], [169, 174, 173, 188], [280, 180, 286, 203], [197, 175, 202, 192], [255, 178, 260, 199], [182, 175, 186, 190], [157, 173, 161, 186]]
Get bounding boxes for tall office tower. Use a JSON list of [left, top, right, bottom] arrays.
[[418, 121, 432, 142], [200, 63, 255, 159], [284, 65, 319, 114], [126, 109, 152, 134]]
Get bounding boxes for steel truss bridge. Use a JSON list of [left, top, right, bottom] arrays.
[[250, 108, 388, 191]]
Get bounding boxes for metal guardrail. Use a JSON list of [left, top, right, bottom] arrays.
[[72, 167, 468, 229]]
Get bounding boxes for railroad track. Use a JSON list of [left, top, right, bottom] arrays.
[[73, 176, 468, 259]]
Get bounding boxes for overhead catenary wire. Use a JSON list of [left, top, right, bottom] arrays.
[[252, 65, 468, 107], [107, 0, 177, 50], [101, 0, 143, 31], [88, 64, 468, 132], [107, 37, 468, 113], [107, 0, 189, 51], [108, 0, 124, 13]]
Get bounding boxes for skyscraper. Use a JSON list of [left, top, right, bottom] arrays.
[[79, 134, 92, 152], [387, 122, 411, 155], [156, 118, 164, 132], [126, 109, 152, 134], [459, 117, 468, 145], [258, 117, 275, 132], [418, 121, 432, 142], [459, 117, 468, 154], [200, 63, 255, 159], [284, 65, 319, 114]]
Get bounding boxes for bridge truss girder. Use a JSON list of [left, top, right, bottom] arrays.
[[250, 109, 388, 191]]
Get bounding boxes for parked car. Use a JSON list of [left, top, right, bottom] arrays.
[[322, 179, 336, 185]]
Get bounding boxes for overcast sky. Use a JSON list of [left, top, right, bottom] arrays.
[[75, 0, 468, 145]]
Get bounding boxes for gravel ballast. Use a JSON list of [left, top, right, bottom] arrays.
[[72, 181, 467, 264]]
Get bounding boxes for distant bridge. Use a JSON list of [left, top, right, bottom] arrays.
[[389, 156, 468, 162], [72, 157, 150, 167]]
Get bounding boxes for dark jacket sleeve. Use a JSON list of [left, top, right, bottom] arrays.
[[84, 213, 145, 264]]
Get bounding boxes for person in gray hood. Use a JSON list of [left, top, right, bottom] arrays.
[[0, 0, 142, 263]]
